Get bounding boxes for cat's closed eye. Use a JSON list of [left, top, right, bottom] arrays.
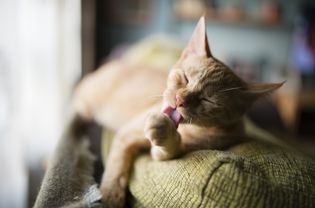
[[200, 97, 215, 104]]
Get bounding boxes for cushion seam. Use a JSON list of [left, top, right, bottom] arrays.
[[197, 157, 234, 208]]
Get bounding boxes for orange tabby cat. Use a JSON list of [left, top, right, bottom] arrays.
[[73, 17, 283, 208]]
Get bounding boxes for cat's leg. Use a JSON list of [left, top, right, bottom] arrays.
[[144, 113, 242, 160], [144, 112, 182, 161], [100, 120, 150, 208]]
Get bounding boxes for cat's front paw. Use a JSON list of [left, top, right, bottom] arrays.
[[101, 179, 125, 208], [144, 113, 176, 146], [144, 113, 181, 160]]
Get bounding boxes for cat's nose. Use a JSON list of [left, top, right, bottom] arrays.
[[176, 94, 184, 107]]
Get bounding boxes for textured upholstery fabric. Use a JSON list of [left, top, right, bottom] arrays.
[[128, 141, 315, 208]]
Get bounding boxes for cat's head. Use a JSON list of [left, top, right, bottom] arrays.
[[162, 16, 284, 128]]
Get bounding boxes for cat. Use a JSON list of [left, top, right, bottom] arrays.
[[72, 16, 283, 208]]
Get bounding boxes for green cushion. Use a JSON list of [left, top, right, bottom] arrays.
[[128, 141, 315, 207]]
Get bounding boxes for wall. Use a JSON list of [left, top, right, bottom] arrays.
[[97, 0, 303, 82]]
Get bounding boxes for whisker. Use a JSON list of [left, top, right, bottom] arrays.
[[146, 95, 164, 101], [149, 94, 164, 98], [144, 95, 164, 104], [219, 87, 243, 93]]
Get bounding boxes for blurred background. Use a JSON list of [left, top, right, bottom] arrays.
[[0, 0, 315, 207]]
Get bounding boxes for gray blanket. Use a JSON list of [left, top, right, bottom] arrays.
[[34, 116, 104, 208]]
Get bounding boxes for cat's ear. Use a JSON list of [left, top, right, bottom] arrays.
[[180, 16, 212, 60], [245, 82, 285, 98]]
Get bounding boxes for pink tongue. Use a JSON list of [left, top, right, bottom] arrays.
[[161, 103, 182, 128]]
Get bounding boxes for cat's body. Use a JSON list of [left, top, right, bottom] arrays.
[[74, 60, 167, 130], [71, 17, 283, 208]]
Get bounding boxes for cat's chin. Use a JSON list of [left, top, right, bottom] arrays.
[[175, 108, 191, 124]]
